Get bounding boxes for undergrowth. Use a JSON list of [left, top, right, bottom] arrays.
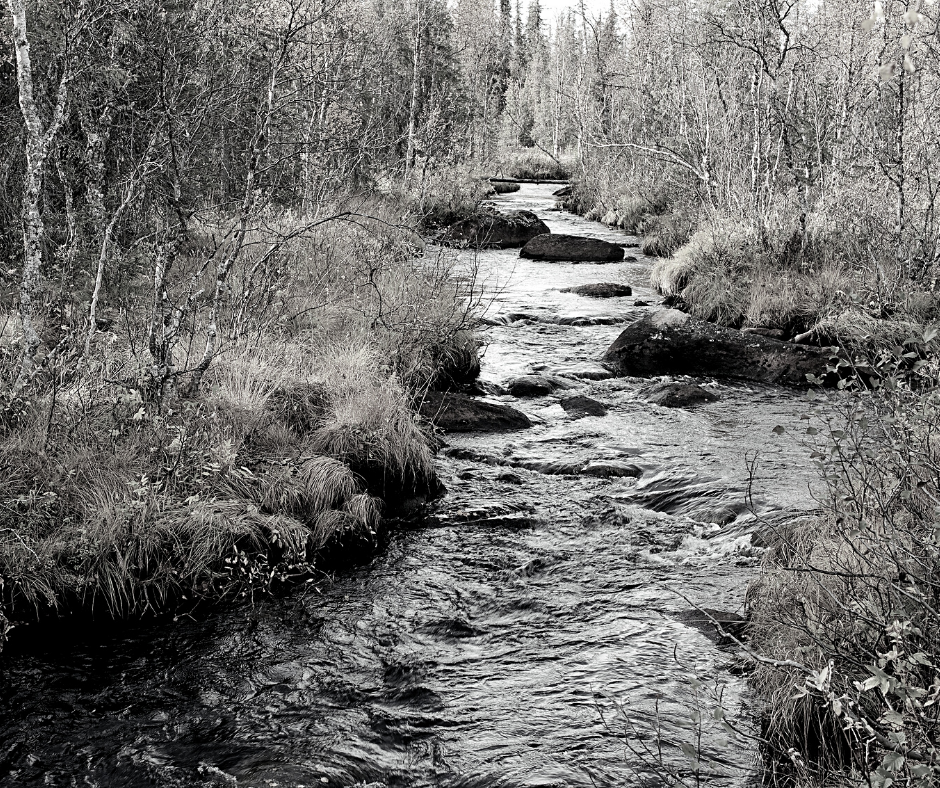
[[0, 179, 481, 644], [499, 148, 572, 181], [746, 340, 940, 787]]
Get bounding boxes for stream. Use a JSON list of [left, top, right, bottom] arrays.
[[0, 184, 821, 787]]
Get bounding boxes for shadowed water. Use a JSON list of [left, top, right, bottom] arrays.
[[0, 185, 824, 787]]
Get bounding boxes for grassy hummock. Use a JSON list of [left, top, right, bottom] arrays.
[[0, 185, 481, 651]]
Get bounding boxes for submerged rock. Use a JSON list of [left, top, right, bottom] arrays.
[[520, 234, 625, 262], [438, 209, 549, 249], [559, 395, 608, 418], [580, 460, 642, 478], [676, 608, 748, 645], [418, 392, 531, 432], [603, 309, 833, 386], [547, 362, 614, 381], [640, 380, 718, 408], [561, 282, 633, 298]]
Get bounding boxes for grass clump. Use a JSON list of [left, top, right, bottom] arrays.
[[0, 343, 431, 624], [490, 181, 521, 194], [648, 196, 939, 343], [394, 167, 494, 231]]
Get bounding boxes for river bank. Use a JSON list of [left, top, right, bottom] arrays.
[[0, 186, 486, 652], [563, 177, 940, 784]]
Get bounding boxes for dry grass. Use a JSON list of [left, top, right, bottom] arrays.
[[648, 211, 926, 340], [0, 183, 468, 634]]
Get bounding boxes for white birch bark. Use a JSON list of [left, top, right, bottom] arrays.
[[8, 0, 69, 390]]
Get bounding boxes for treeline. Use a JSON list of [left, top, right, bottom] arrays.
[[546, 0, 940, 341]]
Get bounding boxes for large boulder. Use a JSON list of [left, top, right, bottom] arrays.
[[438, 209, 549, 249], [520, 234, 625, 263], [418, 392, 531, 433], [603, 309, 833, 386], [561, 283, 633, 298]]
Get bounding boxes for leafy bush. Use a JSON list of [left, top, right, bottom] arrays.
[[748, 336, 940, 787]]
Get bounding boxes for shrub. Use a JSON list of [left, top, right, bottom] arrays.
[[747, 340, 940, 787], [500, 148, 572, 181]]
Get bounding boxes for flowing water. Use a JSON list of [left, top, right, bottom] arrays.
[[0, 185, 823, 787]]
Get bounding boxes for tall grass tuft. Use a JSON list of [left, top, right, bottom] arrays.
[[0, 178, 468, 638]]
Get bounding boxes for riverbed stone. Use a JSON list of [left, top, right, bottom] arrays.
[[559, 395, 608, 418], [507, 374, 558, 397], [418, 392, 531, 432], [520, 234, 625, 262], [438, 209, 549, 249], [561, 282, 633, 298], [547, 362, 614, 381], [675, 608, 748, 645], [580, 460, 643, 478], [639, 380, 718, 408], [553, 185, 572, 197], [603, 309, 834, 386]]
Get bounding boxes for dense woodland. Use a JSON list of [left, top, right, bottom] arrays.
[[3, 1, 940, 785]]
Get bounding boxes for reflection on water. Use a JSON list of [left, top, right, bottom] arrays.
[[0, 185, 822, 787]]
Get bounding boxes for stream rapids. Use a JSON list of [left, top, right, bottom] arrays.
[[0, 185, 822, 787]]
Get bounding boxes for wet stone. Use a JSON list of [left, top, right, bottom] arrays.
[[497, 471, 524, 484], [419, 392, 531, 432], [512, 459, 587, 475], [604, 308, 833, 386], [559, 395, 608, 418], [675, 609, 749, 646], [546, 362, 614, 381], [640, 380, 719, 408], [520, 234, 625, 262], [561, 282, 633, 298], [507, 374, 556, 397], [579, 460, 643, 478], [438, 209, 549, 249]]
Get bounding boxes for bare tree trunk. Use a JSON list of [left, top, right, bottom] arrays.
[[8, 0, 70, 391], [404, 0, 422, 183]]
